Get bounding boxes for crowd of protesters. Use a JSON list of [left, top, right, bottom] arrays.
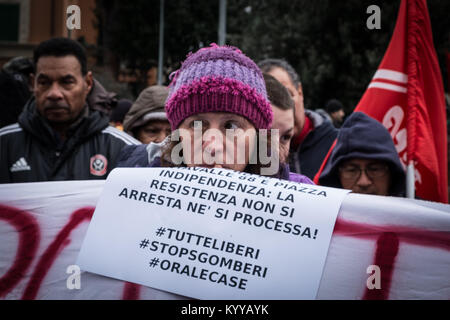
[[0, 37, 410, 198]]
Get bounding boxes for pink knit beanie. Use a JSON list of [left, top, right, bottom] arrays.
[[165, 44, 273, 130]]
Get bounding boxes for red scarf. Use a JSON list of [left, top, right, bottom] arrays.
[[291, 116, 313, 149]]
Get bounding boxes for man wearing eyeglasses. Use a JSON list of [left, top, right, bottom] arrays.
[[318, 112, 406, 197]]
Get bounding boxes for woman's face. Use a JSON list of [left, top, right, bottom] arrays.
[[177, 112, 257, 172]]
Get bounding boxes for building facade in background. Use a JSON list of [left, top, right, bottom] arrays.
[[0, 0, 97, 67]]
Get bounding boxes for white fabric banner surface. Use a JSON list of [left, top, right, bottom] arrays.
[[0, 175, 449, 300]]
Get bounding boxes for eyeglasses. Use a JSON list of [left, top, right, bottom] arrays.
[[339, 163, 389, 181]]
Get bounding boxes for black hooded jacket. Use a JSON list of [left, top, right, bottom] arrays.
[[0, 99, 140, 183], [318, 112, 406, 196]]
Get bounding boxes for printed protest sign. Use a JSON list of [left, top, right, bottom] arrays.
[[77, 167, 350, 299]]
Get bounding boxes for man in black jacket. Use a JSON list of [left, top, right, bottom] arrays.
[[0, 38, 139, 183], [258, 59, 338, 179]]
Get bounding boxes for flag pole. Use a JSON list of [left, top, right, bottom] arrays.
[[406, 161, 415, 198], [157, 0, 165, 85]]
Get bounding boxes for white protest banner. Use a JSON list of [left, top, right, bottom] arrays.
[[0, 180, 183, 300], [1, 179, 449, 299], [77, 167, 350, 300]]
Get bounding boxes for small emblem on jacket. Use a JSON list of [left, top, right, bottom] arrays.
[[10, 157, 31, 172], [90, 154, 108, 176]]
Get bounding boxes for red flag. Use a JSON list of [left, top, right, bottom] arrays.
[[354, 0, 447, 203]]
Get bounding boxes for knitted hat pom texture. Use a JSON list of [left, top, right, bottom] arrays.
[[165, 44, 273, 130]]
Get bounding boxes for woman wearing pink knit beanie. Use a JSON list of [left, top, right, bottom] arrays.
[[118, 44, 312, 183]]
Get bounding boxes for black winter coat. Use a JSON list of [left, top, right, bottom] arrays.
[[0, 99, 140, 183]]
